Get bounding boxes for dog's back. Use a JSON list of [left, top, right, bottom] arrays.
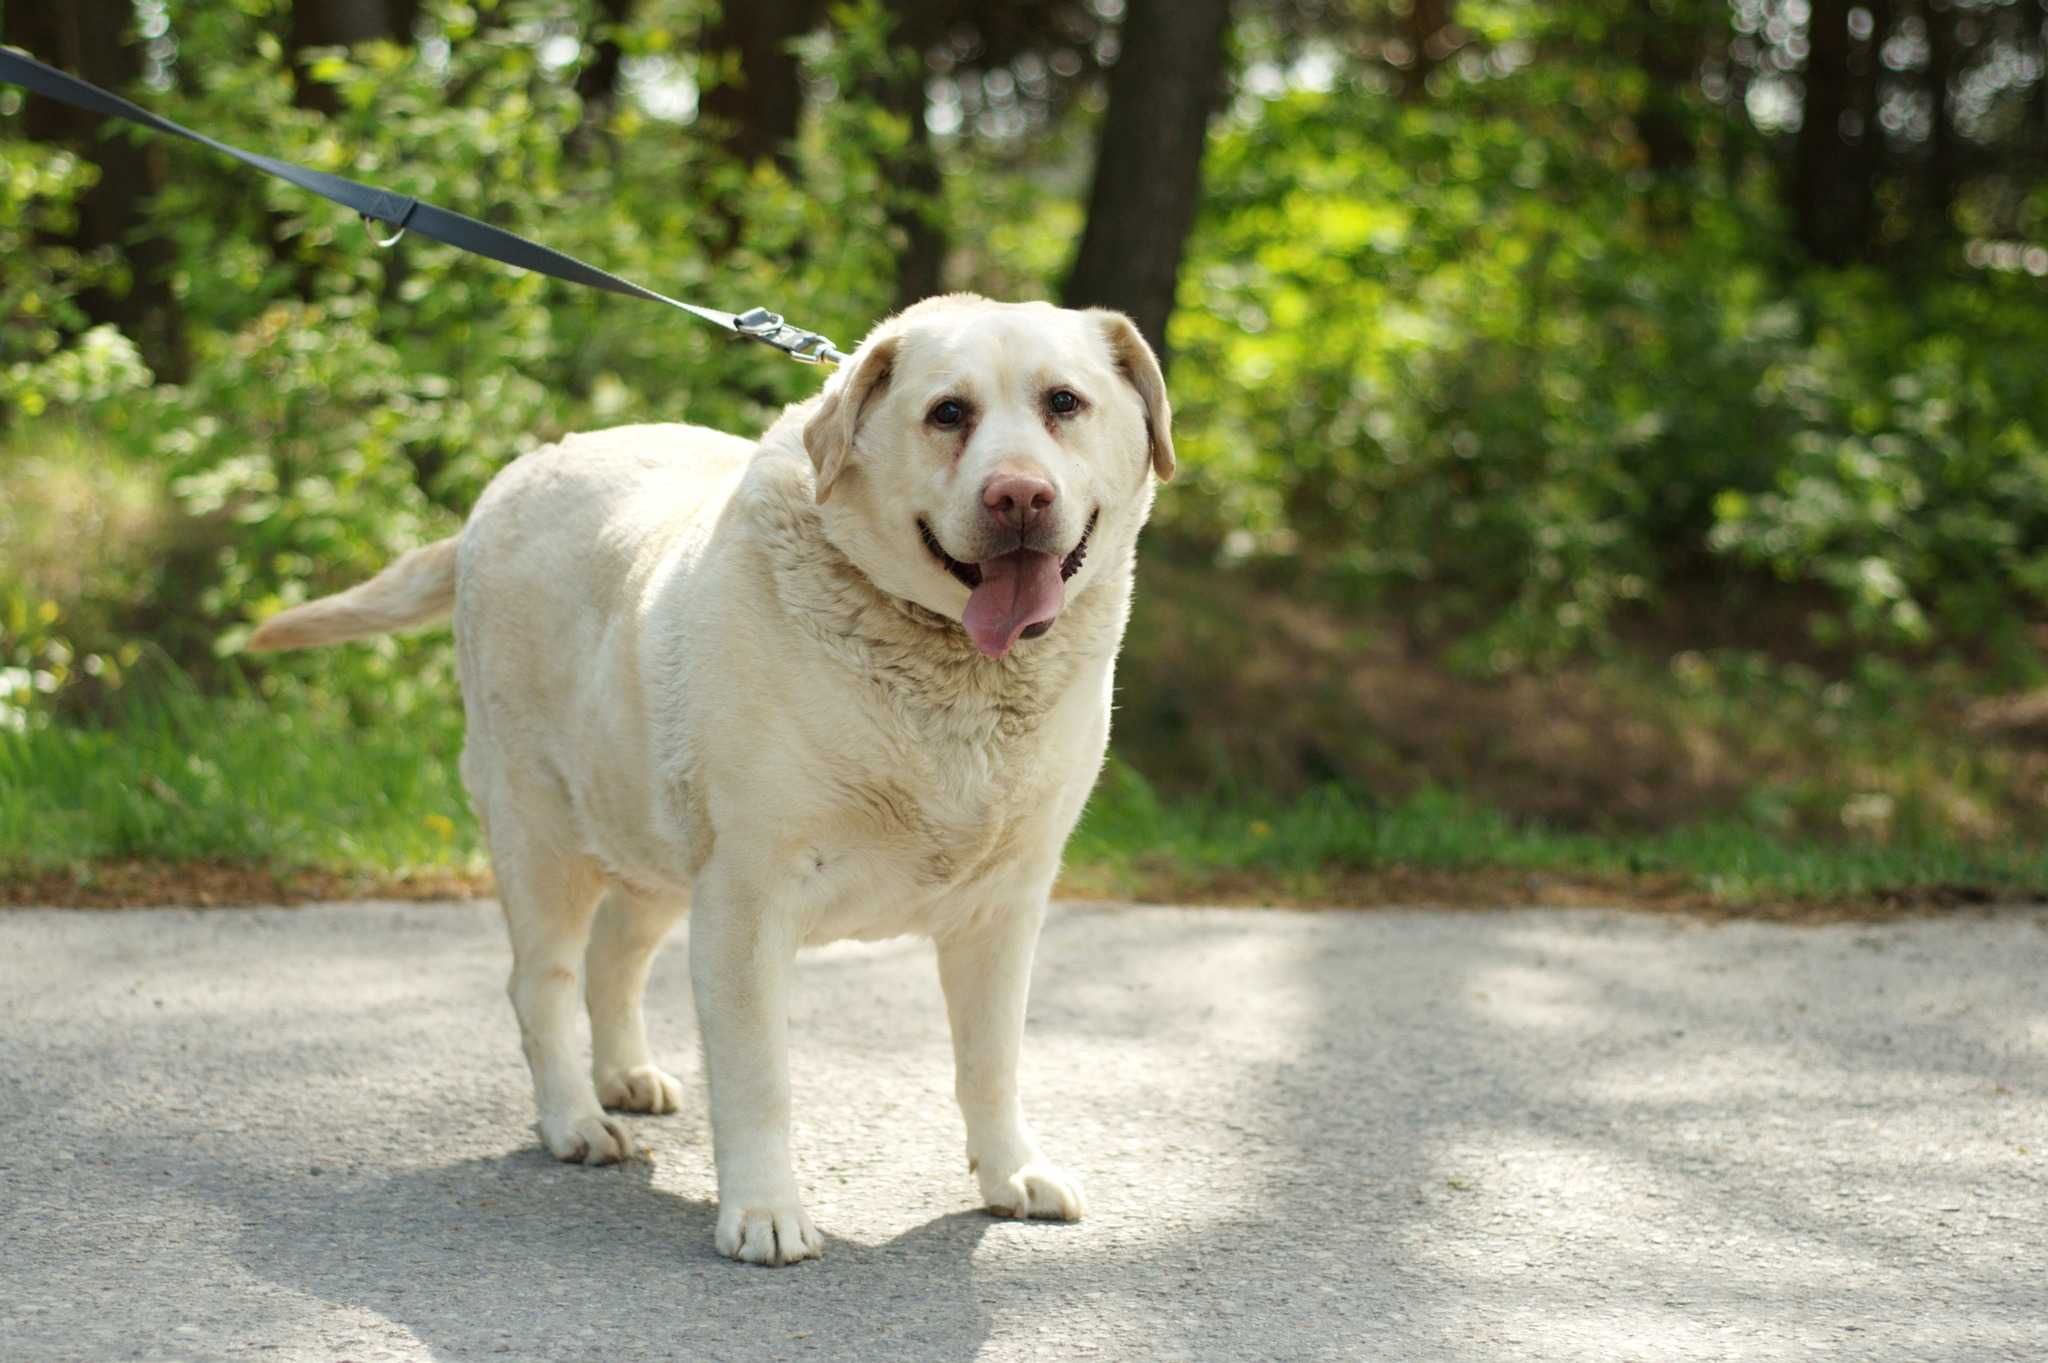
[[248, 422, 756, 657]]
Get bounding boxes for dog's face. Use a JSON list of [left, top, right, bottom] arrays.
[[803, 296, 1174, 658]]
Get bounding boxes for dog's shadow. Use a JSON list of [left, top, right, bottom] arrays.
[[232, 1146, 1017, 1359]]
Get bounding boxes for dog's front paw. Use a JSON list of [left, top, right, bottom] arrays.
[[596, 1064, 684, 1114], [979, 1158, 1086, 1221], [715, 1196, 823, 1266], [539, 1110, 637, 1165]]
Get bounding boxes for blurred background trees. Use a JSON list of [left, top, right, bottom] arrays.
[[5, 0, 2048, 848]]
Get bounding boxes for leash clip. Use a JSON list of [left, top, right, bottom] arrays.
[[734, 306, 849, 366], [360, 194, 419, 249]]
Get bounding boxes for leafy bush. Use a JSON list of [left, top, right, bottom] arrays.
[[1166, 54, 2048, 671], [4, 1, 907, 718], [4, 0, 2044, 745], [1709, 273, 2048, 668]]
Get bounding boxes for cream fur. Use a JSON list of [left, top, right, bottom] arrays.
[[245, 296, 1170, 1266]]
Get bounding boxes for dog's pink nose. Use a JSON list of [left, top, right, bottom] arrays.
[[983, 473, 1056, 531]]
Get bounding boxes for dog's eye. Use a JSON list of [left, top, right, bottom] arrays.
[[1048, 389, 1080, 416], [928, 399, 966, 429]]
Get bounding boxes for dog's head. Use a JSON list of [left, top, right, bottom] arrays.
[[803, 295, 1174, 659]]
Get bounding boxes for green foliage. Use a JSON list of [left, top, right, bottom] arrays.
[[3, 0, 2045, 869], [4, 0, 907, 714], [1165, 21, 2048, 668], [0, 137, 141, 413], [1709, 272, 2048, 666], [9, 0, 2045, 685]]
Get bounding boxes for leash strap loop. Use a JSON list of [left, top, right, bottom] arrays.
[[0, 44, 847, 366]]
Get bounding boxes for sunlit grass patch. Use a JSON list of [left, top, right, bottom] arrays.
[[1067, 760, 2048, 911], [1, 675, 481, 876]]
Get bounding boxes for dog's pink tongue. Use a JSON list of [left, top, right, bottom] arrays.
[[963, 549, 1064, 658]]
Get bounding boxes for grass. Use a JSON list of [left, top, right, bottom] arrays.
[[5, 678, 2044, 914], [1, 676, 481, 875], [1065, 764, 2048, 911]]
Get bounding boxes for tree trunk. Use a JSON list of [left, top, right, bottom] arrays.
[[2031, 0, 2048, 173], [1922, 0, 1958, 241], [575, 0, 635, 115], [1791, 0, 1884, 265], [1620, 0, 1711, 234], [1061, 0, 1233, 362], [887, 96, 945, 309], [1850, 0, 1893, 254], [1792, 0, 1851, 262], [289, 0, 403, 112], [870, 2, 947, 309], [1634, 44, 1698, 183], [1398, 0, 1453, 103], [3, 0, 187, 381], [572, 0, 637, 155], [697, 0, 824, 174]]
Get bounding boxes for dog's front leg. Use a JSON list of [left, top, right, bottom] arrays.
[[689, 869, 822, 1266], [936, 901, 1086, 1221]]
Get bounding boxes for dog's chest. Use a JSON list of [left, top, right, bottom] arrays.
[[796, 714, 1079, 942]]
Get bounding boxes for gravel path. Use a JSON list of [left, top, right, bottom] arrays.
[[2, 901, 2044, 1361]]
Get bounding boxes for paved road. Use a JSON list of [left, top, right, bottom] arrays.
[[2, 901, 2044, 1362]]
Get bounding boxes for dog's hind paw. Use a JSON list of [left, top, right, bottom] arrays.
[[540, 1110, 637, 1166], [596, 1064, 684, 1115]]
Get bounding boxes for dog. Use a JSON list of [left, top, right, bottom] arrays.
[[248, 294, 1174, 1265]]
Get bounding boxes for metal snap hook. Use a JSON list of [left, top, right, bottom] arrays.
[[362, 214, 408, 248], [733, 305, 848, 365], [360, 195, 419, 249]]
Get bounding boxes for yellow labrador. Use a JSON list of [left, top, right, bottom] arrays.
[[249, 294, 1174, 1265]]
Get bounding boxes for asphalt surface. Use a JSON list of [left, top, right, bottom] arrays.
[[2, 901, 2044, 1362]]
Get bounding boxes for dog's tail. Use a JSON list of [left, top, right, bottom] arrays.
[[246, 537, 460, 652]]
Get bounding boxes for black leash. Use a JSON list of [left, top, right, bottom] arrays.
[[0, 44, 850, 365]]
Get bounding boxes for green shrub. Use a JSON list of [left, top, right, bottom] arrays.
[[4, 0, 2043, 739], [1166, 58, 2047, 670]]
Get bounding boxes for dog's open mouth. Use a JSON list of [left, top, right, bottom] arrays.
[[919, 509, 1098, 658]]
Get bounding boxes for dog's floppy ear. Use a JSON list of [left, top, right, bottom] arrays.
[[1091, 310, 1176, 481], [802, 334, 901, 504]]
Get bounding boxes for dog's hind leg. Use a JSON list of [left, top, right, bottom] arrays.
[[586, 887, 688, 1115], [493, 833, 629, 1164]]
